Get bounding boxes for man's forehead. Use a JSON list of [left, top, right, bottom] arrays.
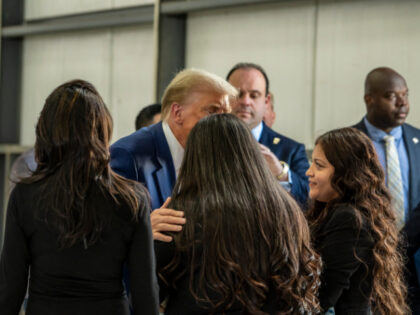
[[229, 68, 266, 93], [375, 79, 408, 94], [184, 90, 230, 105], [367, 72, 407, 94]]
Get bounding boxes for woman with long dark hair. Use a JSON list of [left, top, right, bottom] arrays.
[[306, 127, 408, 314], [156, 114, 321, 314], [0, 80, 159, 315]]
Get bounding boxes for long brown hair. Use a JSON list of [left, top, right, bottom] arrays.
[[161, 114, 321, 314], [22, 79, 148, 248], [306, 127, 408, 315]]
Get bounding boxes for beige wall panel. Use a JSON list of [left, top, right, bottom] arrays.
[[110, 25, 155, 140], [21, 24, 155, 146], [186, 1, 316, 147], [21, 30, 112, 146], [25, 0, 153, 20], [314, 0, 420, 141], [25, 0, 113, 20], [113, 0, 154, 8]]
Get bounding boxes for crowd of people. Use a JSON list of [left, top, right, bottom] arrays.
[[0, 62, 419, 315]]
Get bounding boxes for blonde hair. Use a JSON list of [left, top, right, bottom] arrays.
[[161, 68, 238, 120]]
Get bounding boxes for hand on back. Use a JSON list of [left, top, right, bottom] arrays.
[[151, 198, 185, 242]]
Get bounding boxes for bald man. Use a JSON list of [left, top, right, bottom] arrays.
[[353, 67, 420, 310], [354, 67, 420, 218]]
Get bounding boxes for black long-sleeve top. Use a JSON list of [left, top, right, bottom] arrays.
[[314, 204, 374, 314], [0, 182, 159, 315]]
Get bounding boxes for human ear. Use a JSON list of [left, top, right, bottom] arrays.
[[364, 94, 373, 106], [170, 103, 184, 124], [265, 93, 271, 106]]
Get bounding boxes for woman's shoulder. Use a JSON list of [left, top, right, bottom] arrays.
[[330, 204, 359, 218], [318, 204, 373, 247], [323, 204, 364, 231], [11, 180, 42, 199]]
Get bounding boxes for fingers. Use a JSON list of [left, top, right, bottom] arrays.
[[259, 144, 273, 156], [152, 221, 183, 242], [160, 197, 171, 209], [151, 206, 186, 242], [259, 143, 268, 150], [154, 222, 183, 232], [151, 213, 186, 225], [154, 232, 173, 242], [151, 210, 186, 227], [259, 143, 271, 152], [153, 208, 185, 218]]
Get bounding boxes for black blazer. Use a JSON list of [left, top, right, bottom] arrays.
[[314, 204, 374, 314]]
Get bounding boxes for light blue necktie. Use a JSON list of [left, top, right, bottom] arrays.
[[384, 135, 405, 228]]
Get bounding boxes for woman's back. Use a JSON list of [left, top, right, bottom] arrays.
[[0, 80, 159, 315], [156, 114, 321, 315], [1, 180, 158, 315], [156, 240, 284, 315]]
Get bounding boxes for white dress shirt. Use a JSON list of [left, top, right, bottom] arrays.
[[162, 122, 184, 177]]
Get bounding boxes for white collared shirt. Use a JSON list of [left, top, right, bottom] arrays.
[[251, 122, 263, 141], [162, 121, 184, 177]]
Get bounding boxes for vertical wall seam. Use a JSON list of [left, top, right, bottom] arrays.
[[0, 0, 2, 78], [153, 0, 160, 102], [310, 0, 319, 149], [109, 0, 115, 121], [109, 26, 115, 130]]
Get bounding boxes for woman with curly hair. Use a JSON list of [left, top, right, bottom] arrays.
[[0, 80, 159, 315], [156, 114, 321, 314], [306, 127, 408, 314]]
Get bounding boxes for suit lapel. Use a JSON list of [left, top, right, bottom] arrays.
[[259, 123, 282, 153], [353, 119, 368, 135], [152, 123, 176, 205], [259, 123, 272, 146], [402, 124, 420, 211]]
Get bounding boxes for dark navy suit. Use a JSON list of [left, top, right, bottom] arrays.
[[259, 123, 310, 207], [354, 119, 420, 312], [404, 202, 420, 311], [353, 119, 420, 213], [110, 122, 175, 210]]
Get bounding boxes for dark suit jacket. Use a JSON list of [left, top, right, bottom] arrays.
[[404, 202, 420, 311], [354, 119, 420, 312], [353, 119, 420, 214], [259, 123, 309, 207], [110, 122, 175, 210]]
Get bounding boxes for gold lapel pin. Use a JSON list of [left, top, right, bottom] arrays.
[[413, 137, 419, 144], [273, 137, 280, 145]]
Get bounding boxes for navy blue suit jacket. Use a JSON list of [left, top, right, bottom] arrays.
[[259, 123, 310, 207], [354, 119, 420, 312], [110, 122, 175, 210], [404, 202, 420, 308], [353, 119, 420, 214]]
